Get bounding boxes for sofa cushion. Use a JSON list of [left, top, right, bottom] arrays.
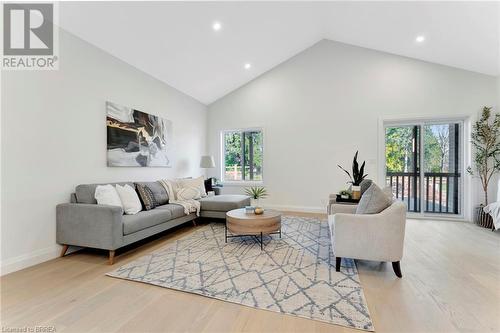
[[360, 179, 373, 195], [122, 209, 172, 235], [177, 187, 201, 200], [75, 182, 134, 204], [115, 184, 142, 215], [356, 183, 392, 214], [199, 195, 251, 212], [94, 184, 123, 208], [135, 183, 159, 211], [135, 181, 169, 205], [178, 176, 207, 198], [156, 204, 186, 219]]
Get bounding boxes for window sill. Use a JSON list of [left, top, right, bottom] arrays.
[[221, 181, 264, 187]]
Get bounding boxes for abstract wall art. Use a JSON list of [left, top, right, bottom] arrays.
[[106, 101, 173, 167]]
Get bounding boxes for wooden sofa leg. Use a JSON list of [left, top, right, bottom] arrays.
[[192, 219, 197, 226], [60, 244, 69, 257], [109, 250, 115, 265], [392, 261, 402, 278], [336, 257, 341, 272]]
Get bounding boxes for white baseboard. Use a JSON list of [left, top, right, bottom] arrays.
[[264, 204, 326, 214], [0, 245, 61, 276]]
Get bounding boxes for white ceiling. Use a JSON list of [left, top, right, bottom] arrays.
[[59, 1, 499, 105]]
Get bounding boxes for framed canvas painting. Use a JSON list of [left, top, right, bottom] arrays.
[[106, 101, 173, 167]]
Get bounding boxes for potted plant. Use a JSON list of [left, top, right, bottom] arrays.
[[244, 187, 268, 214], [338, 151, 368, 200], [339, 189, 351, 200], [467, 106, 500, 228]]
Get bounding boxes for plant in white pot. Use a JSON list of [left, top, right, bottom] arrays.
[[467, 106, 500, 228], [338, 151, 368, 200], [244, 187, 268, 213]]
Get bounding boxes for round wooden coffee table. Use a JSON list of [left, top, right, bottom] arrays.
[[225, 208, 282, 250]]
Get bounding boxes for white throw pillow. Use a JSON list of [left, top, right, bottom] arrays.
[[178, 176, 207, 197], [115, 184, 142, 215], [94, 184, 123, 209], [176, 186, 201, 200]]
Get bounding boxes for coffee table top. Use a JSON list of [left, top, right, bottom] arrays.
[[226, 208, 281, 220]]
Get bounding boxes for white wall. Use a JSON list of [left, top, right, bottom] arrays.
[[207, 39, 497, 215], [1, 30, 207, 274]]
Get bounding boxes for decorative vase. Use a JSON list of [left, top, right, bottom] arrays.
[[251, 198, 261, 208], [351, 185, 361, 200], [254, 207, 264, 215], [475, 205, 493, 229]]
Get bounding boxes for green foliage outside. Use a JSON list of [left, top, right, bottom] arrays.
[[224, 131, 263, 181], [385, 125, 453, 173]]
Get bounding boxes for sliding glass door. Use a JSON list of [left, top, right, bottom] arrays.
[[385, 121, 462, 216]]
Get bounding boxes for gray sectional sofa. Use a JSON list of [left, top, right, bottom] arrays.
[[56, 181, 250, 264]]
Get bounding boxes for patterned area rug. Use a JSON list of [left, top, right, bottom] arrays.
[[107, 216, 374, 331]]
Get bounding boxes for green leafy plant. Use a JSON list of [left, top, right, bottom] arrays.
[[339, 189, 351, 198], [338, 151, 368, 186], [467, 106, 500, 205], [244, 187, 268, 200]]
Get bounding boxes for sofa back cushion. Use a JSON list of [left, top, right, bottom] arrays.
[[75, 182, 134, 204], [356, 183, 392, 214]]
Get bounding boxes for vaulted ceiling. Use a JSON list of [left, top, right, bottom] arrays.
[[59, 1, 499, 105]]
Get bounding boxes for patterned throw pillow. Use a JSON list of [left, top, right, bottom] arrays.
[[135, 181, 168, 205], [178, 176, 207, 197], [176, 186, 201, 200], [135, 183, 158, 210]]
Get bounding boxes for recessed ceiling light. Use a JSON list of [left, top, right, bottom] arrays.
[[244, 63, 251, 70], [415, 35, 425, 43], [212, 21, 222, 31]]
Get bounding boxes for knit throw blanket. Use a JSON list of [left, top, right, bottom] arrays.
[[158, 179, 201, 216]]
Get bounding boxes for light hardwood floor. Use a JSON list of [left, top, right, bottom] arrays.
[[1, 213, 499, 333]]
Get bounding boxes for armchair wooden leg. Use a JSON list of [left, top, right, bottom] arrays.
[[60, 244, 69, 257], [392, 261, 402, 278], [192, 219, 197, 226], [335, 257, 341, 272], [109, 250, 115, 265]]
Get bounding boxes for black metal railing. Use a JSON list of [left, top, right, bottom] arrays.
[[386, 172, 460, 214]]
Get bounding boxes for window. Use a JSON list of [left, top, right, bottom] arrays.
[[222, 129, 263, 182]]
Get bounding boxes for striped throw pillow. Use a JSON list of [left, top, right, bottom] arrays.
[[135, 183, 158, 210]]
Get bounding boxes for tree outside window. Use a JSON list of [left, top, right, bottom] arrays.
[[223, 129, 263, 181]]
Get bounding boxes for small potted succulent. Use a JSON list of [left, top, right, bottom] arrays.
[[338, 151, 368, 200], [339, 189, 351, 200], [244, 187, 268, 214]]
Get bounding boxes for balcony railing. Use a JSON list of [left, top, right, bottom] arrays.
[[386, 172, 460, 214]]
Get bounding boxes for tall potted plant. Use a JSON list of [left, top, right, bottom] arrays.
[[338, 151, 368, 200], [467, 106, 500, 228]]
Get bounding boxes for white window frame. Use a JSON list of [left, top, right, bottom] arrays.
[[220, 127, 264, 185], [378, 115, 471, 221]]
